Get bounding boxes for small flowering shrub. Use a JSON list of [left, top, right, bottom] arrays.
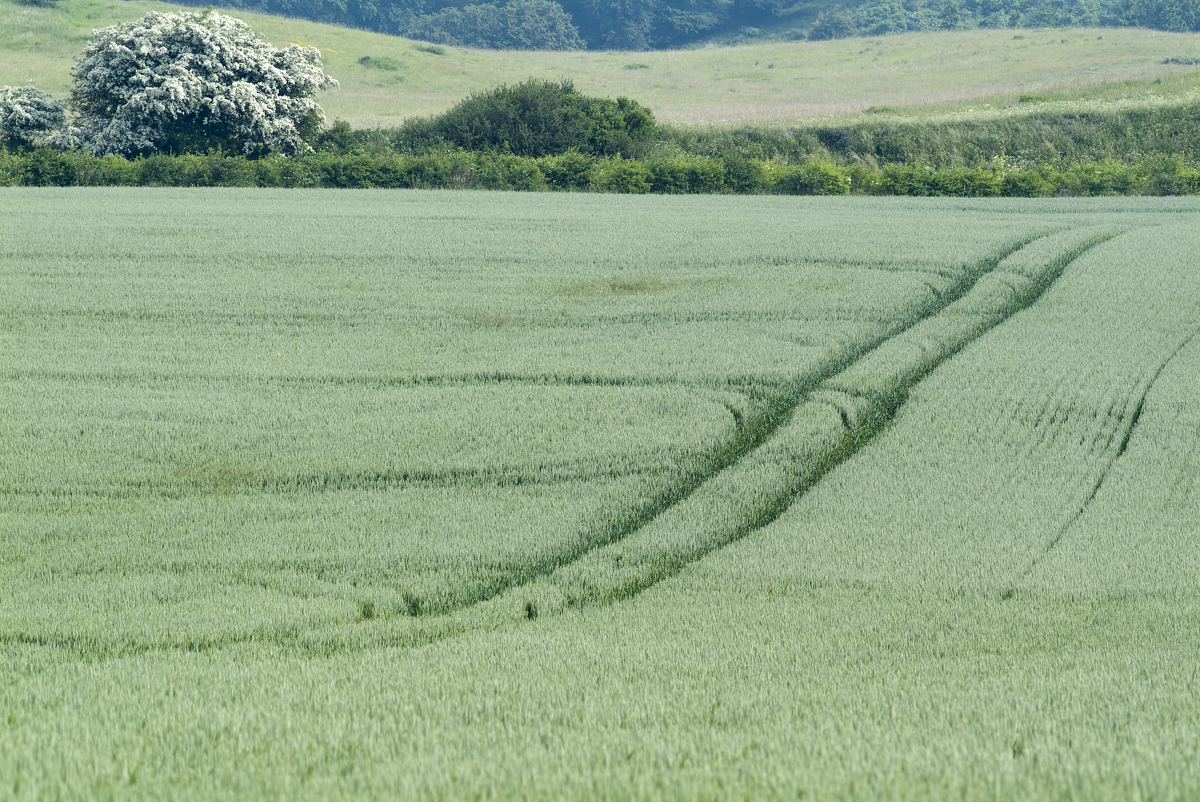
[[0, 84, 67, 148], [70, 9, 338, 156]]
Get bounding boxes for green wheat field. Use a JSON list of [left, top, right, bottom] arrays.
[[2, 189, 1200, 799]]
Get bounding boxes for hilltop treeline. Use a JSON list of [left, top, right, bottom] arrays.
[[810, 0, 1200, 40], [213, 0, 1200, 48]]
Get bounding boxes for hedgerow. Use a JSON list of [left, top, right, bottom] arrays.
[[3, 148, 1198, 194]]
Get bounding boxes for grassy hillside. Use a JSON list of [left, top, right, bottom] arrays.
[[3, 191, 1200, 798], [4, 0, 1200, 126]]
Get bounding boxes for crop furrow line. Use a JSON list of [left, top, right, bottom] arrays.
[[0, 464, 685, 501], [0, 369, 783, 393], [1011, 324, 1200, 590]]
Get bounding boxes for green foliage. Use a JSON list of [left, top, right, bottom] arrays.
[[810, 8, 857, 40], [1142, 154, 1200, 193], [722, 154, 769, 193], [409, 0, 586, 50], [1000, 167, 1060, 196], [1120, 0, 1200, 31], [192, 0, 638, 46], [878, 163, 1003, 195], [588, 157, 652, 192], [1053, 159, 1129, 194], [210, 0, 1200, 49], [393, 78, 656, 157], [314, 119, 362, 154], [827, 0, 1200, 39], [471, 151, 548, 188], [643, 153, 726, 193], [0, 147, 1197, 194], [659, 102, 1200, 171], [777, 160, 853, 194], [8, 80, 1200, 194], [537, 148, 596, 189], [18, 146, 73, 185]]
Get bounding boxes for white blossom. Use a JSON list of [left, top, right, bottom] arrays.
[[0, 83, 67, 147], [70, 9, 338, 156]]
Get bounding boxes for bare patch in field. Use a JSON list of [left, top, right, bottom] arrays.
[[556, 276, 679, 297]]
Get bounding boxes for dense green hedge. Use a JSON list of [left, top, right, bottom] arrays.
[[4, 148, 1199, 195], [661, 103, 1200, 169]]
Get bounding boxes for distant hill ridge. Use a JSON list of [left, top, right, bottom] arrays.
[[208, 0, 1200, 49]]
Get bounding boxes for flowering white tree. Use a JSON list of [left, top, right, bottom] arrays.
[[0, 84, 67, 148], [70, 9, 338, 156]]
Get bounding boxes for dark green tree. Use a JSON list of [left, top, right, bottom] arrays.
[[396, 78, 655, 157], [810, 8, 856, 38], [409, 0, 587, 48]]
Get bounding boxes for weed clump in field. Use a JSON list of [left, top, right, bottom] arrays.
[[403, 592, 424, 617], [358, 55, 402, 71]]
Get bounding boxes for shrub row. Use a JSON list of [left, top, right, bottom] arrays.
[[661, 104, 1200, 170], [3, 148, 1199, 195]]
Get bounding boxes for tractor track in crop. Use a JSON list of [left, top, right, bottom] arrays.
[[1012, 324, 1200, 590], [524, 229, 1117, 612], [9, 230, 1124, 660]]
